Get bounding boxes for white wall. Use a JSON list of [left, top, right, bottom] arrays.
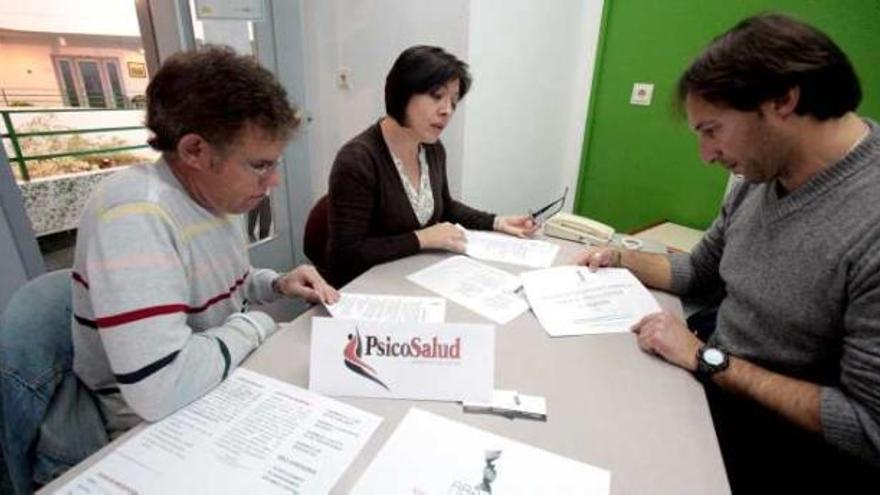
[[300, 0, 604, 215], [461, 0, 604, 215], [0, 0, 140, 36], [302, 0, 470, 198]]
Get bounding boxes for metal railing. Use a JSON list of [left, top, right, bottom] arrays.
[[0, 88, 146, 110], [0, 89, 66, 107], [1, 108, 149, 182]]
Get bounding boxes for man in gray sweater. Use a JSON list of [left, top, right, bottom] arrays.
[[579, 14, 879, 491]]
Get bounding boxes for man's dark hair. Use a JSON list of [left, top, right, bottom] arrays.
[[146, 45, 298, 152], [385, 45, 472, 125], [677, 13, 861, 120]]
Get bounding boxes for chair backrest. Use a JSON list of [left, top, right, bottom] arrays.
[[304, 195, 330, 272], [0, 269, 107, 494]]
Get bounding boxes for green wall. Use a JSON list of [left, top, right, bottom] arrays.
[[574, 0, 880, 232]]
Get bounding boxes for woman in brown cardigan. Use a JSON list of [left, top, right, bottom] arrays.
[[326, 45, 535, 286]]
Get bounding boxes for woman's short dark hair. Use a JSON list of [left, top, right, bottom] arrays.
[[146, 45, 298, 152], [677, 13, 861, 120], [385, 45, 472, 125]]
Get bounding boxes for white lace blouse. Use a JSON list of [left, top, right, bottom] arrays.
[[388, 146, 435, 226]]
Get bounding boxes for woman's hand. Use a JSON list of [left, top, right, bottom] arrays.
[[494, 215, 538, 238], [274, 265, 340, 304], [415, 222, 467, 252]]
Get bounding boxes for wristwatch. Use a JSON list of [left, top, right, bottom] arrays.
[[271, 275, 284, 295], [694, 345, 729, 383]]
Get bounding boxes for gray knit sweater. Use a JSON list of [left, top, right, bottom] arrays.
[[72, 159, 282, 434], [669, 120, 880, 465]]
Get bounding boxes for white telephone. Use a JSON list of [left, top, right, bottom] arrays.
[[543, 212, 615, 246]]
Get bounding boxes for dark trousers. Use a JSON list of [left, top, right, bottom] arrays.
[[705, 383, 880, 493], [689, 308, 880, 491]]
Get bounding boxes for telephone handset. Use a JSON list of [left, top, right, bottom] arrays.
[[543, 212, 615, 245]]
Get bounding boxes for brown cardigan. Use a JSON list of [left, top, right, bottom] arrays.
[[327, 122, 494, 286]]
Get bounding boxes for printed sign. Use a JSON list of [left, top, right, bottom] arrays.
[[309, 317, 494, 402]]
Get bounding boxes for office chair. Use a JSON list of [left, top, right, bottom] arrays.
[[0, 269, 107, 494], [303, 195, 330, 275]]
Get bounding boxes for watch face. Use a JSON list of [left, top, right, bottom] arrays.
[[703, 348, 725, 366]]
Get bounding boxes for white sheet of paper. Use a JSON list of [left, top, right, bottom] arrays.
[[325, 293, 446, 323], [56, 369, 381, 495], [350, 408, 611, 494], [309, 317, 494, 403], [406, 255, 529, 324], [462, 228, 560, 268], [521, 266, 662, 336]]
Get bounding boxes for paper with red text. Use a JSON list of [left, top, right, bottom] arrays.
[[309, 317, 494, 403]]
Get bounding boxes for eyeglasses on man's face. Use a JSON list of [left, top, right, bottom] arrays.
[[242, 158, 282, 178], [206, 138, 283, 178]]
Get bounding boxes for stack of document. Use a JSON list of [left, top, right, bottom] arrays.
[[521, 266, 661, 336], [463, 389, 547, 420], [407, 255, 529, 324], [461, 227, 560, 268], [350, 408, 611, 494], [57, 369, 381, 494], [325, 292, 446, 323]]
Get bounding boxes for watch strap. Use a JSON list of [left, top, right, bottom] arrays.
[[694, 345, 729, 384]]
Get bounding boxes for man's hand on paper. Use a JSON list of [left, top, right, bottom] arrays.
[[574, 247, 621, 271], [631, 311, 702, 371], [494, 215, 538, 238], [416, 222, 467, 252], [276, 265, 340, 304]]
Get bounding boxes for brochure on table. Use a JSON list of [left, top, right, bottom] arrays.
[[309, 317, 494, 403], [460, 227, 560, 268], [407, 255, 529, 325], [56, 369, 381, 495], [522, 266, 661, 336], [350, 408, 611, 494], [325, 292, 447, 323]]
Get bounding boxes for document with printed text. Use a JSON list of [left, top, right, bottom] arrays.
[[325, 292, 446, 323], [461, 228, 560, 268], [407, 256, 529, 324], [56, 369, 381, 495], [521, 266, 661, 336], [350, 408, 611, 494]]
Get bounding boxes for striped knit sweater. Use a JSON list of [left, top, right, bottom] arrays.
[[72, 159, 282, 434]]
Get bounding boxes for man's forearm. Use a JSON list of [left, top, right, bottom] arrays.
[[714, 356, 822, 433], [619, 250, 674, 291]]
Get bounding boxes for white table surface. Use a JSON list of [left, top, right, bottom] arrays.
[[41, 238, 729, 494]]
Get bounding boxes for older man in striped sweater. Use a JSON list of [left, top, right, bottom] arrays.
[[71, 46, 338, 435]]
